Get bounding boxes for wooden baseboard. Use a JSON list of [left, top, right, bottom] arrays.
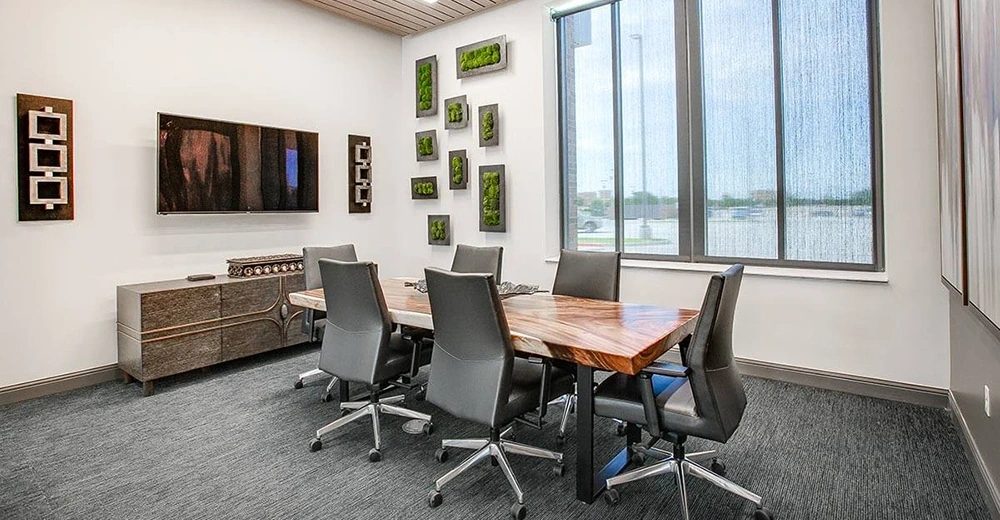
[[659, 351, 949, 408], [950, 391, 1000, 520], [0, 364, 121, 407]]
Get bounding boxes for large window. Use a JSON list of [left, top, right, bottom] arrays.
[[558, 0, 883, 270]]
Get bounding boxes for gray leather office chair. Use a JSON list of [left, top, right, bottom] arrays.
[[404, 243, 506, 402], [451, 244, 503, 279], [423, 267, 573, 520], [307, 259, 433, 462], [548, 249, 621, 445], [595, 264, 773, 520], [294, 244, 358, 400]]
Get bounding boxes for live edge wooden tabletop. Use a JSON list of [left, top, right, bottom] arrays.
[[288, 278, 699, 375]]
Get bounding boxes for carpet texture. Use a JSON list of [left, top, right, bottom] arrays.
[[0, 345, 991, 520]]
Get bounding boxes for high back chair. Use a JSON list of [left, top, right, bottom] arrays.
[[307, 259, 433, 462], [423, 267, 573, 520], [593, 264, 772, 520], [548, 249, 621, 444], [294, 244, 358, 399]]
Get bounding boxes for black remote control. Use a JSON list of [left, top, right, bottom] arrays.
[[186, 273, 216, 282]]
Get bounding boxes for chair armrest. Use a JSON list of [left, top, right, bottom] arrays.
[[641, 360, 690, 378], [537, 359, 552, 418], [678, 334, 692, 367], [637, 373, 663, 438]]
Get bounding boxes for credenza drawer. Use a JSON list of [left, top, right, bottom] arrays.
[[142, 329, 222, 380]]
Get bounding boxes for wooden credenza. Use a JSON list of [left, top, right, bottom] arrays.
[[116, 273, 311, 396]]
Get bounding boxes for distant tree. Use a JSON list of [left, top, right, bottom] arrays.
[[625, 191, 659, 206], [587, 198, 609, 217]]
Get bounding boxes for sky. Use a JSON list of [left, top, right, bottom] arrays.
[[567, 0, 873, 201]]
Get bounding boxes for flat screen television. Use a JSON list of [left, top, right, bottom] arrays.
[[157, 113, 319, 214]]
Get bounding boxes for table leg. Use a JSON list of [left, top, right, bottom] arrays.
[[576, 365, 595, 503]]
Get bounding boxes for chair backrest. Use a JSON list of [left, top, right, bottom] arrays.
[[686, 264, 747, 442], [303, 245, 358, 290], [316, 259, 394, 384], [424, 267, 514, 428], [451, 244, 503, 281], [552, 249, 621, 301]]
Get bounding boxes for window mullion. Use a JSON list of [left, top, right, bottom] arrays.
[[772, 0, 787, 260], [686, 0, 706, 259], [611, 2, 625, 253]]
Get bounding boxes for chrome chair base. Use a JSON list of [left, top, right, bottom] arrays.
[[606, 448, 766, 520], [309, 393, 432, 458], [294, 369, 338, 400], [431, 427, 563, 506]]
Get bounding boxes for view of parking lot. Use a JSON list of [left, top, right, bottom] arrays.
[[576, 205, 873, 264]]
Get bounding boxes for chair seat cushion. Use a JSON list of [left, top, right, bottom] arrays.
[[380, 333, 430, 379], [593, 370, 697, 426], [501, 358, 576, 423]]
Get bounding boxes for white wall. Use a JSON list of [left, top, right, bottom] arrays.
[[397, 0, 950, 387], [0, 0, 404, 388]]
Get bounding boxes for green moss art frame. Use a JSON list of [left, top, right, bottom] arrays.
[[415, 56, 437, 118], [479, 104, 499, 147], [411, 176, 439, 200], [448, 149, 468, 190], [455, 35, 508, 79], [428, 214, 450, 245], [478, 165, 506, 232], [444, 95, 469, 130], [415, 130, 439, 161]]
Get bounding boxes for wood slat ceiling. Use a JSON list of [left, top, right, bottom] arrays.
[[299, 0, 513, 36]]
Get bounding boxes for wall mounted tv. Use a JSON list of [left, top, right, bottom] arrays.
[[157, 113, 319, 214]]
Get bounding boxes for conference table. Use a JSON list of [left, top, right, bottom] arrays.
[[288, 278, 699, 504]]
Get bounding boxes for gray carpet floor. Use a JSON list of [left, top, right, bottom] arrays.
[[1, 344, 992, 520]]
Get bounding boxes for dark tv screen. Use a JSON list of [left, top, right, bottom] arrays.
[[157, 113, 319, 214]]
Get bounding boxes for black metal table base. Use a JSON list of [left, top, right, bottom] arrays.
[[576, 364, 642, 503]]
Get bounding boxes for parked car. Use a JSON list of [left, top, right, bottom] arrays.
[[577, 213, 603, 233]]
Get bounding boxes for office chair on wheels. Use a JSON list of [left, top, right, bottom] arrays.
[[407, 244, 505, 402], [307, 259, 433, 462], [293, 244, 358, 401], [547, 249, 621, 446], [594, 264, 773, 520], [422, 267, 573, 520]]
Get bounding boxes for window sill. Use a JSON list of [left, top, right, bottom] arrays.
[[544, 256, 888, 284]]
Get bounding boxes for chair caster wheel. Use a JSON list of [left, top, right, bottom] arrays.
[[615, 422, 627, 437], [753, 507, 774, 520], [422, 422, 435, 435], [434, 448, 449, 463], [553, 463, 565, 477], [321, 392, 334, 403], [368, 448, 382, 462], [414, 388, 426, 402], [428, 490, 443, 508], [294, 380, 304, 390], [491, 456, 499, 467], [711, 459, 727, 477], [510, 503, 527, 520], [630, 451, 646, 466], [309, 438, 322, 452], [340, 408, 352, 418], [604, 488, 620, 506], [555, 434, 565, 448]]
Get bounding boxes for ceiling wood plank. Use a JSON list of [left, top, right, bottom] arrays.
[[297, 0, 513, 36], [344, 0, 440, 28]]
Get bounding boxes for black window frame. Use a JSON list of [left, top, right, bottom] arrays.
[[557, 0, 885, 272]]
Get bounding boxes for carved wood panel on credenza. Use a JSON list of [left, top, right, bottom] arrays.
[[117, 273, 311, 396]]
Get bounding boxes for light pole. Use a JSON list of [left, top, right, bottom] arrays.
[[630, 33, 652, 240]]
